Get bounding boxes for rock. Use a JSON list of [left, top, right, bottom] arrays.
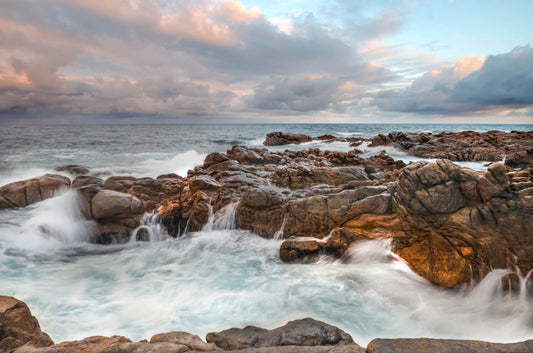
[[189, 175, 222, 194], [280, 240, 325, 262], [285, 196, 330, 237], [368, 130, 533, 165], [236, 188, 286, 237], [366, 338, 533, 353], [204, 153, 230, 169], [102, 342, 188, 353], [150, 331, 218, 351], [326, 187, 389, 224], [0, 174, 70, 210], [479, 162, 510, 201], [241, 188, 283, 210], [54, 165, 90, 176], [397, 233, 472, 288], [273, 166, 368, 189], [71, 176, 104, 189], [213, 346, 349, 352], [264, 318, 353, 347], [71, 176, 104, 219], [206, 326, 268, 350], [264, 132, 313, 146], [207, 318, 353, 350], [315, 134, 336, 141], [103, 176, 137, 192], [14, 336, 132, 353], [0, 296, 53, 351], [395, 160, 464, 215], [91, 190, 143, 220]]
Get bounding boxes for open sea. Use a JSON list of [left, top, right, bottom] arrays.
[[1, 123, 532, 346]]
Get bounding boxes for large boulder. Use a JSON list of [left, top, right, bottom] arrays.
[[264, 132, 312, 146], [206, 318, 354, 350], [392, 159, 532, 287], [91, 190, 143, 221], [0, 296, 53, 351], [0, 175, 70, 209]]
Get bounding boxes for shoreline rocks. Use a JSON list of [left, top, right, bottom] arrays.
[[0, 130, 531, 289], [2, 296, 532, 353], [369, 130, 533, 167]]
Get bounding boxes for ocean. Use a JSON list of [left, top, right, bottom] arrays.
[[0, 123, 532, 346]]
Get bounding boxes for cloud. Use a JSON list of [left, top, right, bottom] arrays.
[[372, 45, 533, 114], [6, 0, 527, 122], [0, 0, 409, 121]]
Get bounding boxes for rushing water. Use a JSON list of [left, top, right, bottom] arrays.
[[1, 124, 532, 346]]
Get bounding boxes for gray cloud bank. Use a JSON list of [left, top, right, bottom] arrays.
[[374, 45, 533, 115], [0, 0, 531, 122]]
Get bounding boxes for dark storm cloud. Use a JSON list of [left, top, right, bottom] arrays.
[[373, 45, 533, 114]]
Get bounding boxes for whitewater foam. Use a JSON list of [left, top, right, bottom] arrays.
[[0, 190, 96, 251], [1, 230, 531, 346]]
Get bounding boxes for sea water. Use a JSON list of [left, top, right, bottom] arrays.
[[0, 124, 532, 346]]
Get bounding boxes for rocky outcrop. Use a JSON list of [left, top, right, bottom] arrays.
[[264, 132, 313, 146], [279, 159, 532, 288], [366, 338, 533, 353], [1, 131, 531, 289], [392, 160, 532, 287], [369, 130, 533, 166], [0, 175, 70, 209], [0, 296, 53, 352]]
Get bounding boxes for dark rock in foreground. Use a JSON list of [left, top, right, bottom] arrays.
[[206, 318, 355, 350]]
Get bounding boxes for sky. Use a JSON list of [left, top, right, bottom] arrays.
[[0, 0, 532, 124]]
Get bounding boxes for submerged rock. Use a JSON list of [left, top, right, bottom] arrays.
[[54, 165, 90, 176]]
